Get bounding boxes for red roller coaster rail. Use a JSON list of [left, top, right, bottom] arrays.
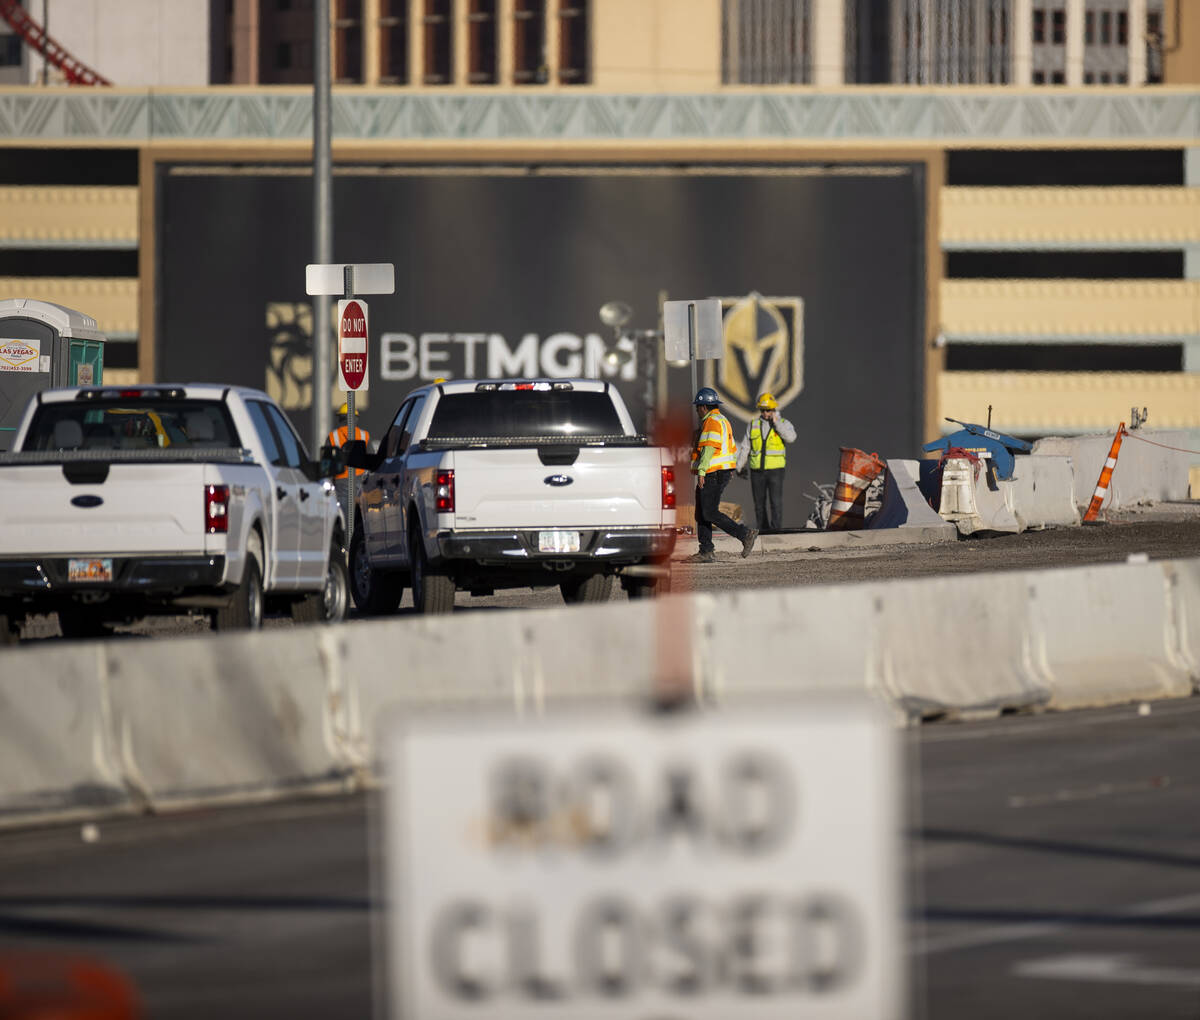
[[0, 0, 110, 86]]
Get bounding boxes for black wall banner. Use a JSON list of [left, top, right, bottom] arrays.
[[158, 164, 924, 529]]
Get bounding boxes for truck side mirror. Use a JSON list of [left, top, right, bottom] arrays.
[[319, 441, 348, 478], [341, 438, 369, 470]]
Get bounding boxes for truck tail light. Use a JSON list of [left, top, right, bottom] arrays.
[[435, 470, 455, 513], [661, 466, 676, 509], [205, 484, 230, 533]]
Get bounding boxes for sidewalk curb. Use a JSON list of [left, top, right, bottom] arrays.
[[670, 523, 959, 560]]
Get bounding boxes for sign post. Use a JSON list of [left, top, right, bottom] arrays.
[[383, 696, 903, 1019], [306, 262, 395, 555]]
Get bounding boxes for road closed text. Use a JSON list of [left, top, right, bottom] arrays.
[[387, 705, 901, 1019]]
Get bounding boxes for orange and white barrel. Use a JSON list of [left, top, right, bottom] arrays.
[[828, 447, 886, 530]]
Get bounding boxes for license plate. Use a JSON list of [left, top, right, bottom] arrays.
[[68, 558, 113, 583], [538, 530, 580, 554]]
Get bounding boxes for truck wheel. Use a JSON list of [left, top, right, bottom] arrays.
[[410, 530, 455, 615], [349, 527, 403, 615], [560, 574, 614, 604], [292, 544, 349, 624], [0, 614, 18, 646], [625, 577, 664, 599], [213, 543, 263, 631], [57, 609, 110, 640]]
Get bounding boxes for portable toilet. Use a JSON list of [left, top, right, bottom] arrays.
[[0, 299, 106, 451]]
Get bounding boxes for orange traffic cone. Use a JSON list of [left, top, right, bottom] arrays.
[[1082, 423, 1126, 523], [828, 448, 886, 530]]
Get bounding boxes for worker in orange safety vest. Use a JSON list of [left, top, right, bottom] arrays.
[[687, 387, 758, 563], [327, 403, 370, 525]]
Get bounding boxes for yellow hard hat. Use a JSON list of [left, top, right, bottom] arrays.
[[757, 392, 778, 411], [337, 403, 349, 415]]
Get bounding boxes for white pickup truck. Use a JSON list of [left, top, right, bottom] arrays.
[[344, 379, 677, 614], [0, 383, 348, 642]]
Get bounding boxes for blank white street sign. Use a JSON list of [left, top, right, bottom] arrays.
[[383, 697, 903, 1019], [305, 262, 395, 296], [663, 298, 724, 362]]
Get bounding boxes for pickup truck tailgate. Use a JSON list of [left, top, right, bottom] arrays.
[[0, 464, 209, 555], [449, 447, 666, 528]]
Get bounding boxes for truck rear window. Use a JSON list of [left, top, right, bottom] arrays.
[[427, 391, 626, 439], [23, 400, 240, 452]]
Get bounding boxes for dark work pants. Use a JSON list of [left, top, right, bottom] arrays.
[[750, 467, 786, 532], [695, 469, 748, 554]]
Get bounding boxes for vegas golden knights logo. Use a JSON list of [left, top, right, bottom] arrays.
[[702, 294, 804, 424]]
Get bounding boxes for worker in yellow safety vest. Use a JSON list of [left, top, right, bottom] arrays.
[[327, 403, 370, 524], [736, 391, 796, 533], [687, 387, 758, 563]]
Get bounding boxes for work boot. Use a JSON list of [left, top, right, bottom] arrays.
[[741, 529, 759, 558], [685, 550, 716, 563]]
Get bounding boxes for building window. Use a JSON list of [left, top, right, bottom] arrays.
[[1050, 69, 1064, 83], [513, 0, 546, 84], [1084, 70, 1094, 83], [1084, 10, 1095, 44], [1146, 10, 1163, 83], [1117, 11, 1128, 45], [467, 0, 497, 83], [335, 0, 363, 83], [1099, 10, 1111, 44], [1115, 71, 1127, 83], [559, 0, 589, 84], [424, 0, 453, 84], [1032, 69, 1046, 83], [1032, 8, 1046, 44], [1051, 8, 1065, 44], [0, 34, 21, 66], [1098, 70, 1110, 83], [379, 0, 408, 83]]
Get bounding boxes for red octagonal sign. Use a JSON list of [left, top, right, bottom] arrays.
[[338, 299, 369, 392]]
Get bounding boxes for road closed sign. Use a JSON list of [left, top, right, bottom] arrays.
[[338, 298, 369, 391], [383, 697, 903, 1019]]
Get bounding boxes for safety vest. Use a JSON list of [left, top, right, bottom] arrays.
[[691, 410, 738, 473], [749, 419, 787, 470], [327, 424, 369, 479]]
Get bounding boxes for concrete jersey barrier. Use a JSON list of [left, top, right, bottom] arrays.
[[1033, 430, 1193, 510], [0, 557, 1197, 828]]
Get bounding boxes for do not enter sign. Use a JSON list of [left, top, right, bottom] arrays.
[[338, 299, 369, 392]]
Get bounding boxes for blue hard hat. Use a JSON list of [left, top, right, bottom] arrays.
[[693, 387, 722, 406]]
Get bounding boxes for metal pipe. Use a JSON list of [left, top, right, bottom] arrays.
[[313, 0, 333, 455]]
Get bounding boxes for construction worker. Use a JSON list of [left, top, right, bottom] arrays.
[[327, 403, 370, 524], [688, 387, 758, 563], [736, 392, 796, 533]]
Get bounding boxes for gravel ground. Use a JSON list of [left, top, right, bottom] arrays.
[[15, 502, 1200, 640]]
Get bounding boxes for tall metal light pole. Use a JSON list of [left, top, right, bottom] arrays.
[[312, 0, 333, 453]]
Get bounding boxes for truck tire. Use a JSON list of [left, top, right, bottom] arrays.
[[625, 576, 666, 599], [0, 613, 18, 646], [410, 529, 455, 615], [560, 574, 614, 604], [57, 609, 110, 640], [349, 527, 404, 615], [292, 543, 349, 624], [213, 539, 263, 631]]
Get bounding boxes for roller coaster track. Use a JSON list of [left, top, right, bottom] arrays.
[[0, 0, 110, 85]]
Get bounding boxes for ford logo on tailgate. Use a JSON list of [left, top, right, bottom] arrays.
[[544, 474, 573, 487], [71, 495, 104, 508]]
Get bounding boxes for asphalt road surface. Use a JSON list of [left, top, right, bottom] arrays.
[[1, 699, 1198, 1018]]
